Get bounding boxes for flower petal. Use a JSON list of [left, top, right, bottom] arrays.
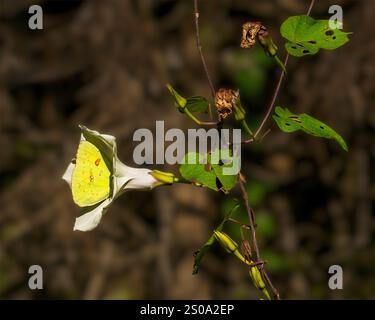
[[62, 162, 75, 188], [79, 125, 117, 171], [125, 169, 157, 190], [115, 161, 157, 192], [68, 125, 166, 231], [73, 198, 112, 231]]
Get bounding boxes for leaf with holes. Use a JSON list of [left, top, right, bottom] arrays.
[[179, 153, 217, 190], [280, 15, 352, 57], [209, 149, 239, 191], [179, 151, 238, 192], [273, 106, 348, 151]]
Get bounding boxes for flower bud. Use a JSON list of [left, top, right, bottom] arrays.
[[150, 170, 178, 186], [214, 231, 251, 265], [166, 84, 187, 112], [214, 230, 237, 253], [258, 27, 278, 57], [249, 267, 271, 300]]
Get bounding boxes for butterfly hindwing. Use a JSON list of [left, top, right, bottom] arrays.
[[71, 141, 111, 207]]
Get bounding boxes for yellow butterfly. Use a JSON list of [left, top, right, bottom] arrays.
[[71, 140, 111, 207]]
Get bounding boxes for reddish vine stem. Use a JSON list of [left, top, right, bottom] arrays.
[[238, 0, 316, 300], [253, 0, 316, 139], [194, 0, 216, 119], [253, 55, 288, 138], [307, 0, 316, 16], [193, 0, 315, 301], [261, 268, 281, 300], [239, 178, 280, 300], [239, 180, 260, 259]]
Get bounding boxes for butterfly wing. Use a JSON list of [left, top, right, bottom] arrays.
[[72, 141, 111, 207]]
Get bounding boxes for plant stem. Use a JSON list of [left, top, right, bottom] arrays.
[[184, 108, 218, 127], [237, 0, 317, 300], [241, 119, 254, 137], [194, 0, 216, 119], [253, 55, 289, 139], [239, 180, 260, 260], [239, 178, 280, 300]]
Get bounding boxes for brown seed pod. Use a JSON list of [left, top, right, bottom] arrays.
[[241, 21, 262, 48], [215, 88, 239, 120]]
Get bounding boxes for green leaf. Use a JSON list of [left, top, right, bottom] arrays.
[[284, 42, 319, 57], [209, 149, 239, 191], [166, 84, 208, 114], [192, 204, 239, 274], [179, 152, 217, 190], [280, 15, 351, 57], [179, 150, 238, 192], [192, 233, 216, 275], [273, 107, 300, 133], [273, 106, 348, 151], [185, 96, 209, 113]]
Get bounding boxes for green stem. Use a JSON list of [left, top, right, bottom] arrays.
[[174, 176, 204, 188], [241, 119, 254, 137], [184, 108, 202, 125], [274, 55, 287, 74], [183, 108, 218, 127]]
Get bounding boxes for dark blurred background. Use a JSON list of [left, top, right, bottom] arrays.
[[0, 0, 374, 299]]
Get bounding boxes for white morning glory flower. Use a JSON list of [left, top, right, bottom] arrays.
[[63, 125, 176, 232]]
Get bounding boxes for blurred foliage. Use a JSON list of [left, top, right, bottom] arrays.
[[232, 47, 273, 104]]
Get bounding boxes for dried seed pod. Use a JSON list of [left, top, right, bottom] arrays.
[[241, 21, 277, 56], [241, 21, 285, 72], [241, 21, 262, 48], [215, 88, 239, 120]]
